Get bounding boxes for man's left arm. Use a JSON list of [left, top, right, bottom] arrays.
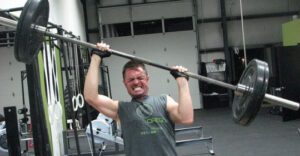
[[166, 67, 194, 125]]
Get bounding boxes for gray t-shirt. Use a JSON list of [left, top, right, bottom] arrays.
[[118, 94, 177, 156]]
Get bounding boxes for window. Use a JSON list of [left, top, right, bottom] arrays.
[[0, 32, 15, 47], [102, 22, 131, 38], [133, 20, 162, 35], [101, 17, 194, 38], [165, 17, 193, 32]]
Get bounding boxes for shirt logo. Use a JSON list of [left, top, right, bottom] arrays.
[[136, 103, 153, 119]]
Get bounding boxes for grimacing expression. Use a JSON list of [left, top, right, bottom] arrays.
[[123, 67, 149, 100]]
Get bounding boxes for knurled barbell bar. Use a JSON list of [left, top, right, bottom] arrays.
[[0, 0, 299, 126]]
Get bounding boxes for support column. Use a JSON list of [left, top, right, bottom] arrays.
[[220, 0, 234, 106], [4, 107, 21, 156], [192, 0, 204, 108], [26, 60, 51, 156]]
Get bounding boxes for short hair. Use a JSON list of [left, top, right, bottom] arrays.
[[122, 60, 148, 80]]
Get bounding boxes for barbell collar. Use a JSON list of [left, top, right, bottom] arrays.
[[264, 94, 299, 111], [235, 83, 252, 96]]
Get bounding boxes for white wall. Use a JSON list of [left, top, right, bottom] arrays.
[[100, 0, 193, 24], [0, 47, 27, 116], [0, 0, 26, 17], [49, 0, 86, 41], [225, 0, 300, 16], [196, 0, 299, 51], [198, 22, 224, 49]]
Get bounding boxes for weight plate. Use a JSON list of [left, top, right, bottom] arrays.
[[232, 59, 269, 125], [14, 0, 49, 64]]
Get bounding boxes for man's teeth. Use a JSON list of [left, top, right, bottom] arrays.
[[134, 87, 142, 91]]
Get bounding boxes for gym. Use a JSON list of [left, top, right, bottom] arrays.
[[0, 0, 299, 155]]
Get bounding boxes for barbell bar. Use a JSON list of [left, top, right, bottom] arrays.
[[0, 0, 299, 126]]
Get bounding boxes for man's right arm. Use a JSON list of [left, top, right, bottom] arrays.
[[84, 45, 119, 121]]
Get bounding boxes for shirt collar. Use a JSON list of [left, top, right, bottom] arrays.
[[131, 95, 149, 102]]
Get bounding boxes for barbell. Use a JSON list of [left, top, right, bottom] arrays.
[[0, 0, 299, 125]]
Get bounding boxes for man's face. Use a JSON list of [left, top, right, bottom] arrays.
[[123, 67, 149, 100]]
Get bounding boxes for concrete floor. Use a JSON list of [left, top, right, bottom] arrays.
[[1, 107, 300, 156]]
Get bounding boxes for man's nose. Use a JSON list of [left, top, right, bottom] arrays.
[[133, 78, 139, 84]]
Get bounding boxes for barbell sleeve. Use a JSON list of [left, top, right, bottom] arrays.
[[264, 94, 299, 111]]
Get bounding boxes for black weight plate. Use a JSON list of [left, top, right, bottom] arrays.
[[232, 59, 269, 125], [14, 0, 49, 64]]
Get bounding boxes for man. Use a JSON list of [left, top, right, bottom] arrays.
[[84, 43, 194, 156]]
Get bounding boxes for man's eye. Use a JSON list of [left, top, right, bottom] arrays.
[[128, 79, 134, 82], [138, 77, 145, 80]]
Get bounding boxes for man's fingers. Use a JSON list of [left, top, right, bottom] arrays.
[[96, 42, 112, 52], [172, 65, 188, 72]]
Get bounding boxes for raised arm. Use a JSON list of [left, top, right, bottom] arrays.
[[166, 66, 194, 125], [84, 43, 119, 120]]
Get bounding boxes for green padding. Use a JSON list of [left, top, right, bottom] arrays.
[[37, 44, 67, 155], [282, 19, 300, 46]]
